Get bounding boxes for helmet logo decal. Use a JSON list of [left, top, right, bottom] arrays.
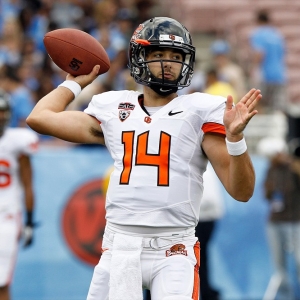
[[159, 34, 184, 43], [118, 102, 135, 122], [131, 24, 144, 41]]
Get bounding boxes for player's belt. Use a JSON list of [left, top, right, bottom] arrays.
[[143, 233, 195, 249], [104, 228, 195, 250]]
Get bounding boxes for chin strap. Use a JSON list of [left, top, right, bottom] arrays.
[[146, 71, 180, 96], [150, 84, 178, 96]]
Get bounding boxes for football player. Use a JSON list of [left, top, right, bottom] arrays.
[[0, 90, 38, 300], [27, 17, 261, 300]]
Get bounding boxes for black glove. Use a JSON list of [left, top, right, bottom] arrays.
[[23, 225, 33, 247], [23, 211, 34, 248]]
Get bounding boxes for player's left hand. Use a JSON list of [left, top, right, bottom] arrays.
[[22, 225, 34, 248], [224, 88, 262, 140]]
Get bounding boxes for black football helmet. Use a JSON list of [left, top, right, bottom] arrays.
[[128, 17, 195, 95], [0, 89, 11, 136]]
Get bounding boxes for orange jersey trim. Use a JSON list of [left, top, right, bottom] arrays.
[[192, 241, 200, 300], [202, 122, 225, 135]]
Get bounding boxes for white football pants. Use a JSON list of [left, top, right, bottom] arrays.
[[86, 227, 200, 300]]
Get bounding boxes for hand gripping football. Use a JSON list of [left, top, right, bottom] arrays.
[[43, 28, 110, 76]]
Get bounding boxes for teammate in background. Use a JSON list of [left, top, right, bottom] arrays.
[[0, 90, 38, 300], [26, 17, 261, 300], [249, 10, 287, 113], [261, 138, 300, 299], [0, 64, 35, 128]]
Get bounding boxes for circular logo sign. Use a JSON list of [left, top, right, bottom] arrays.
[[62, 178, 106, 266]]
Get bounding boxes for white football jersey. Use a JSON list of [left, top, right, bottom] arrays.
[[84, 91, 226, 228], [0, 128, 38, 213]]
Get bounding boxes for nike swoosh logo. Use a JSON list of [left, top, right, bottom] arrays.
[[160, 88, 172, 92], [168, 110, 183, 116]]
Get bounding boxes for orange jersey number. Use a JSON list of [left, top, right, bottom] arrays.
[[120, 131, 171, 186], [0, 160, 11, 188]]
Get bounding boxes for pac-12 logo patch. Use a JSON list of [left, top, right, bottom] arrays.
[[166, 243, 188, 257], [118, 102, 135, 110], [118, 102, 135, 122], [119, 110, 131, 122], [61, 178, 106, 265]]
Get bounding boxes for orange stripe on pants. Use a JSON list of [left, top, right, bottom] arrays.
[[192, 241, 200, 300]]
